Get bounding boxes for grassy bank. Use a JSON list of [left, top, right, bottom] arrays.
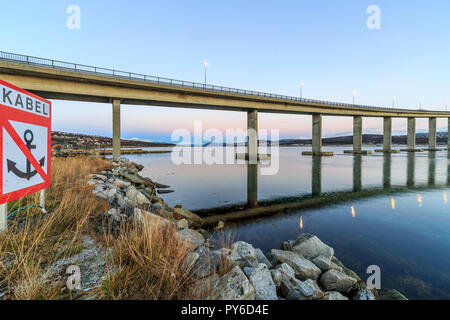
[[0, 157, 202, 300]]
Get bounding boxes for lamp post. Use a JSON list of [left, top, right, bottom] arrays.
[[300, 82, 304, 99], [419, 100, 422, 111], [445, 100, 448, 112], [392, 96, 396, 108], [352, 91, 357, 105], [204, 60, 208, 85]]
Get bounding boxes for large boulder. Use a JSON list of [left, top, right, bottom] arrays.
[[319, 269, 358, 293], [246, 264, 278, 300], [227, 242, 258, 268], [125, 186, 150, 205], [311, 255, 332, 272], [270, 249, 321, 280], [279, 275, 323, 300], [254, 248, 272, 268], [191, 246, 222, 279], [378, 289, 408, 300], [173, 208, 204, 227], [209, 266, 255, 300], [292, 234, 334, 260], [177, 229, 205, 252]]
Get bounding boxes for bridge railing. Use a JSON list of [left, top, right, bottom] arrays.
[[0, 51, 430, 113]]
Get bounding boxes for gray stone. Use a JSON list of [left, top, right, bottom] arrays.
[[323, 291, 349, 300], [292, 234, 334, 260], [281, 240, 295, 251], [311, 255, 332, 272], [270, 249, 321, 280], [125, 186, 150, 205], [319, 269, 358, 293], [209, 266, 255, 300], [177, 229, 205, 252], [354, 289, 376, 300], [274, 263, 295, 278], [255, 248, 272, 268], [279, 275, 322, 300], [378, 289, 408, 300], [246, 264, 278, 300], [227, 241, 258, 268], [113, 178, 131, 189], [90, 174, 107, 182], [192, 247, 222, 279], [270, 270, 282, 288]]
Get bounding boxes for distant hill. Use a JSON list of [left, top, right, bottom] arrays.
[[51, 131, 175, 148]]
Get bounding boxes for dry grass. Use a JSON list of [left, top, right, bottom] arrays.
[[0, 156, 212, 300], [100, 217, 200, 300], [0, 157, 111, 300]]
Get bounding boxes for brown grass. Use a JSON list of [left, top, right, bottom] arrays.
[[0, 156, 212, 300], [0, 157, 111, 300]]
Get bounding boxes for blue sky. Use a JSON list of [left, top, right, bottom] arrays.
[[1, 0, 449, 141]]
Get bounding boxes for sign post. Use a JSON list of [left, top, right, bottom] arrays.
[[0, 79, 51, 232]]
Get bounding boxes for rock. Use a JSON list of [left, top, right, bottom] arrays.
[[125, 186, 150, 205], [281, 240, 294, 251], [107, 208, 121, 222], [192, 247, 222, 279], [227, 241, 257, 269], [270, 249, 321, 280], [113, 179, 131, 189], [323, 291, 349, 300], [274, 263, 295, 278], [311, 255, 332, 272], [265, 252, 279, 266], [182, 252, 199, 271], [254, 248, 272, 268], [177, 219, 189, 230], [319, 269, 358, 293], [121, 172, 154, 187], [270, 270, 282, 288], [378, 289, 408, 300], [291, 234, 334, 260], [88, 178, 102, 185], [133, 208, 173, 228], [331, 256, 361, 281], [354, 289, 376, 300], [177, 229, 205, 251], [209, 266, 255, 300], [89, 174, 107, 182], [157, 189, 174, 194], [173, 208, 204, 227], [329, 262, 343, 272], [279, 275, 322, 300], [246, 264, 277, 300]]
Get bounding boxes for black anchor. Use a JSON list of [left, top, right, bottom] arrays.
[[7, 130, 46, 181]]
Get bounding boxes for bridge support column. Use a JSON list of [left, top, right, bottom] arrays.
[[407, 153, 415, 187], [344, 116, 371, 154], [302, 114, 333, 156], [448, 118, 450, 150], [402, 117, 424, 152], [353, 155, 362, 192], [247, 110, 258, 163], [428, 152, 436, 185], [428, 117, 437, 151], [383, 154, 391, 188], [383, 117, 392, 152], [312, 156, 322, 196], [112, 99, 121, 161]]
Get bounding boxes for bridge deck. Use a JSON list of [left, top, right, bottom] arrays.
[[0, 51, 449, 118]]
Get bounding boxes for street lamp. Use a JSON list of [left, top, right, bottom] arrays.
[[445, 100, 448, 112], [392, 96, 396, 108], [300, 82, 304, 99], [204, 60, 208, 85], [352, 91, 357, 105], [419, 100, 422, 111]]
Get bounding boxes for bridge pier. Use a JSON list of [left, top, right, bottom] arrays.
[[428, 117, 437, 151], [407, 153, 415, 187], [344, 116, 371, 155], [112, 99, 121, 161], [302, 114, 333, 156], [375, 117, 399, 153], [353, 155, 362, 192], [383, 154, 391, 188], [247, 110, 258, 163], [428, 152, 436, 185], [312, 156, 322, 196], [402, 117, 424, 152]]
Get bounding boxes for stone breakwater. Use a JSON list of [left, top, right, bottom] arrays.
[[89, 159, 408, 301]]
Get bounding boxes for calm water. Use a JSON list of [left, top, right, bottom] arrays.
[[124, 146, 450, 299]]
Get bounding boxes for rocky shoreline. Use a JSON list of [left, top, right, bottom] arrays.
[[87, 158, 408, 300]]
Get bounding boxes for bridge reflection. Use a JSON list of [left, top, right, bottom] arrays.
[[246, 151, 450, 207]]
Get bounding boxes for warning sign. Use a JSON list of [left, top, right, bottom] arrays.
[[0, 79, 51, 205]]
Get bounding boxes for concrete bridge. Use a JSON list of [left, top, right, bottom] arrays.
[[0, 51, 449, 160]]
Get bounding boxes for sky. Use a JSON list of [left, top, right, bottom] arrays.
[[1, 0, 449, 142]]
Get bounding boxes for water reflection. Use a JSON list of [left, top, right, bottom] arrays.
[[244, 150, 448, 207]]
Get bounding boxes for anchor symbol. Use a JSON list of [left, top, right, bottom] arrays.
[[7, 129, 46, 181]]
